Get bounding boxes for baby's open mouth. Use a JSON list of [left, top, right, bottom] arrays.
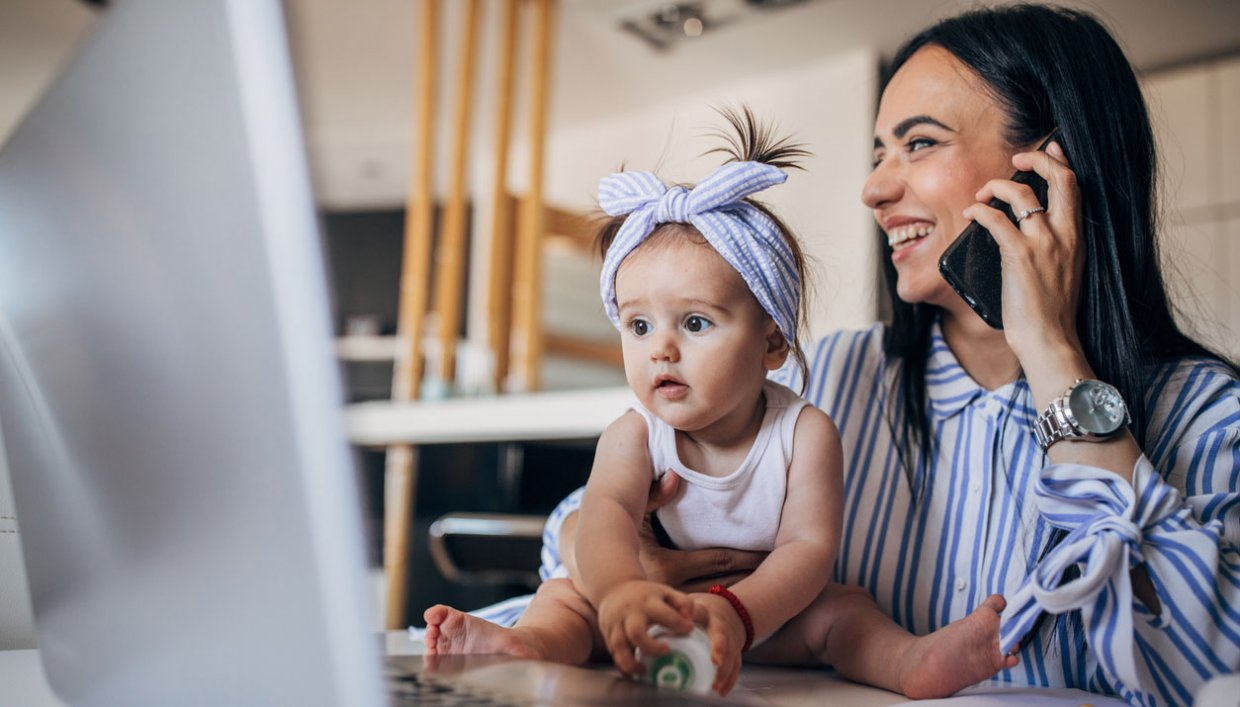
[[655, 377, 688, 396]]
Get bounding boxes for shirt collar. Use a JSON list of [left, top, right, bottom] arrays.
[[925, 319, 1033, 421], [925, 319, 988, 420]]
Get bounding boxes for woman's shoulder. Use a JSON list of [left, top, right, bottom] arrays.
[[1141, 355, 1239, 452], [773, 322, 888, 396], [802, 321, 889, 372], [1144, 356, 1238, 408]]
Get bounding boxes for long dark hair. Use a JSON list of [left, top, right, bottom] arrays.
[[881, 4, 1232, 481]]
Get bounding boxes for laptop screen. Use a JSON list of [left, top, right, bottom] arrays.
[[0, 0, 384, 704]]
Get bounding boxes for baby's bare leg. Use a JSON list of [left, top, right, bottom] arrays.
[[424, 578, 599, 664], [747, 583, 1016, 699]]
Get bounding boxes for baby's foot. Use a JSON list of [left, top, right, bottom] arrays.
[[422, 605, 543, 658], [896, 594, 1019, 699]]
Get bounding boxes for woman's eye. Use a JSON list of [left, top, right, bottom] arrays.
[[684, 315, 713, 333], [629, 319, 650, 336], [908, 137, 937, 152]]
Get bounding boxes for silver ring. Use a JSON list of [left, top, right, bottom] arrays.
[[1016, 206, 1046, 223]]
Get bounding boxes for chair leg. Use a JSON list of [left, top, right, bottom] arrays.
[[383, 444, 417, 629]]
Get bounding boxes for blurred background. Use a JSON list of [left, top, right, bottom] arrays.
[[1, 0, 1237, 636]]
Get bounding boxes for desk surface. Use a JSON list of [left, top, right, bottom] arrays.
[[2, 634, 1137, 706], [384, 632, 1132, 707], [346, 387, 634, 446]]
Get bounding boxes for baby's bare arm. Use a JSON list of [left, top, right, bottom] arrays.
[[575, 412, 652, 601], [721, 406, 843, 642], [576, 413, 695, 672]]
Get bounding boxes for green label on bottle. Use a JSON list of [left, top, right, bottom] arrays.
[[647, 651, 694, 690]]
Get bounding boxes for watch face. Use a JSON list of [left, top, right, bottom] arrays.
[[1067, 381, 1127, 435]]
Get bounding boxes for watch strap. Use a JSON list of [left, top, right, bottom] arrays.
[[1034, 396, 1074, 451]]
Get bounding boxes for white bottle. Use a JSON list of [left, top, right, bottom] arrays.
[[636, 625, 717, 695]]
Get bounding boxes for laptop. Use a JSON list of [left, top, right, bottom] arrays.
[[0, 0, 744, 705]]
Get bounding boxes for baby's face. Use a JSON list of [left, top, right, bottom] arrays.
[[614, 235, 785, 441]]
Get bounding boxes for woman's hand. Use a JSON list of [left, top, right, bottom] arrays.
[[636, 474, 767, 590], [690, 592, 748, 696], [596, 579, 695, 678], [963, 141, 1089, 384], [560, 474, 766, 588]]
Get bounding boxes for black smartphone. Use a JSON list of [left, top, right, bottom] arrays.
[[937, 130, 1059, 329]]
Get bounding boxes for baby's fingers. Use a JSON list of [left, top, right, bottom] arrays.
[[661, 588, 695, 620], [709, 635, 740, 696], [642, 602, 693, 640], [713, 650, 741, 696], [703, 615, 741, 696], [628, 623, 671, 659], [606, 624, 641, 677]]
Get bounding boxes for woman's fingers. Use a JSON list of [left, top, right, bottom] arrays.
[[1011, 144, 1080, 240], [683, 547, 766, 581], [961, 202, 1023, 252], [646, 472, 680, 512], [973, 178, 1039, 216]]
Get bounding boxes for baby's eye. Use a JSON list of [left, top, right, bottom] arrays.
[[684, 315, 713, 333], [629, 318, 651, 337]]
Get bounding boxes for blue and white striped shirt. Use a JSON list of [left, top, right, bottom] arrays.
[[485, 321, 1240, 706]]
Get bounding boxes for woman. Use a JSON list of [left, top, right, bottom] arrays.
[[530, 5, 1240, 704]]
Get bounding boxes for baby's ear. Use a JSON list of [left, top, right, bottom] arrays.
[[763, 319, 789, 371]]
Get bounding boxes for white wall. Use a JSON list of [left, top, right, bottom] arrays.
[[1145, 56, 1240, 360]]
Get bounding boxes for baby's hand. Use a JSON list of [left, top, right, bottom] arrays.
[[597, 580, 694, 677], [691, 592, 748, 696]]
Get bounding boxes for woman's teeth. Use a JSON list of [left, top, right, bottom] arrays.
[[888, 223, 934, 250]]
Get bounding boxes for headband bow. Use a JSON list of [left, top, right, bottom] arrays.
[[597, 161, 800, 343]]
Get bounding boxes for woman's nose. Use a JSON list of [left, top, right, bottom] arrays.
[[862, 158, 902, 210]]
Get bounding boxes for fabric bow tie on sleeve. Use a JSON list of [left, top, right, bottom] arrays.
[[998, 459, 1202, 693], [597, 161, 800, 344]]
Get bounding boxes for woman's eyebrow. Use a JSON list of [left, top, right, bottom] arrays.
[[893, 114, 953, 138], [874, 114, 957, 148]]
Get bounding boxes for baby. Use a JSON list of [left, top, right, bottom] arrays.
[[424, 112, 1015, 698]]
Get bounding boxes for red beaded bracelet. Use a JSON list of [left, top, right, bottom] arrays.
[[709, 584, 754, 652]]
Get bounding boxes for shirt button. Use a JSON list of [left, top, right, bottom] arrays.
[[955, 578, 967, 592], [971, 481, 982, 493]]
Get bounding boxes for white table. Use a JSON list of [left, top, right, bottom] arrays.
[[345, 386, 635, 446], [3, 634, 1141, 706], [385, 631, 1134, 707]]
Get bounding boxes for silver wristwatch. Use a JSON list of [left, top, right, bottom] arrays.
[[1033, 378, 1130, 451]]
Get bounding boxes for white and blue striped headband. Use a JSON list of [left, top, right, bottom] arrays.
[[598, 161, 800, 343]]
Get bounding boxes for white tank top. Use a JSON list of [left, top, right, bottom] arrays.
[[632, 380, 809, 553]]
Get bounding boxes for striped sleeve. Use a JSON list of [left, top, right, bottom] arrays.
[[1001, 358, 1240, 705], [539, 486, 586, 582]]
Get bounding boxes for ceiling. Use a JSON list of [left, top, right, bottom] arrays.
[[285, 0, 1240, 132], [3, 0, 1240, 205]]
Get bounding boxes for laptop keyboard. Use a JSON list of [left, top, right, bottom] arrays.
[[387, 669, 531, 706]]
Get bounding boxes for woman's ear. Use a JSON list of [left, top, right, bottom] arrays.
[[763, 319, 790, 371]]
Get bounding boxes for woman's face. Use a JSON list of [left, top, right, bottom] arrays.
[[863, 45, 1021, 309]]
